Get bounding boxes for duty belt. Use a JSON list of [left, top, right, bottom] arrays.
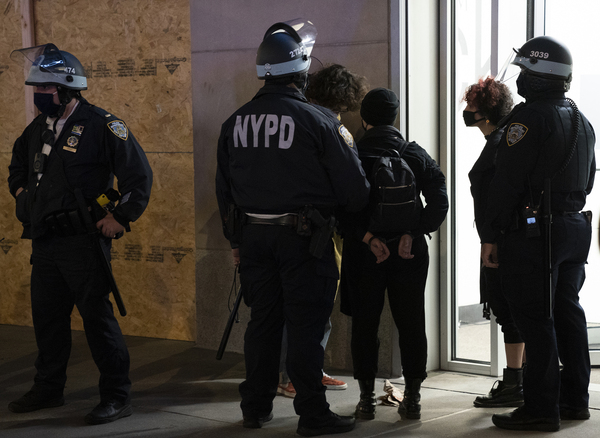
[[245, 214, 298, 227], [552, 211, 581, 216], [45, 209, 88, 237]]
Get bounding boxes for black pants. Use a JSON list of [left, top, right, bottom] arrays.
[[481, 266, 523, 344], [345, 235, 429, 381], [30, 233, 131, 403], [499, 213, 591, 418], [238, 224, 338, 419]]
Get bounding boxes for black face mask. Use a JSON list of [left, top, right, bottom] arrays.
[[463, 110, 485, 127], [516, 73, 527, 98], [34, 92, 62, 117]]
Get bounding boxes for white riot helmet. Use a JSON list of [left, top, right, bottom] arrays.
[[11, 43, 87, 90]]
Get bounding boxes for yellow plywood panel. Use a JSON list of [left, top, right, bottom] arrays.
[[0, 1, 28, 149], [2, 0, 195, 342]]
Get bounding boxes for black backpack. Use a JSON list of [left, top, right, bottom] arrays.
[[359, 146, 421, 234]]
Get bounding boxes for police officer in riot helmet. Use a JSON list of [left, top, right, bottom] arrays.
[[216, 19, 369, 436], [481, 36, 595, 431], [8, 44, 152, 424]]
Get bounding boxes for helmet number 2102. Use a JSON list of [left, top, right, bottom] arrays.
[[530, 51, 549, 59]]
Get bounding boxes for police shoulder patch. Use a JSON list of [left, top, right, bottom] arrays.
[[507, 123, 528, 146], [108, 120, 129, 140], [338, 124, 354, 148]]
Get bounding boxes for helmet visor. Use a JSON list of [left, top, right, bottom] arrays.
[[497, 49, 522, 84], [267, 18, 317, 58], [286, 18, 317, 58], [11, 43, 87, 86]]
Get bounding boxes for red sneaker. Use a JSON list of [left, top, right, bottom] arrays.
[[322, 373, 348, 390], [277, 382, 296, 398]]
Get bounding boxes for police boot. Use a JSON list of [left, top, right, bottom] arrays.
[[354, 379, 376, 420], [398, 378, 421, 420], [473, 367, 523, 408]]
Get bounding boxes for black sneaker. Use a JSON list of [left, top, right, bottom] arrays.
[[560, 407, 590, 420], [297, 412, 355, 437], [8, 390, 64, 413], [84, 400, 133, 425], [492, 406, 560, 432], [242, 412, 273, 428]]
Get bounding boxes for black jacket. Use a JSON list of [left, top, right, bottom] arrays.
[[215, 83, 370, 227], [342, 125, 448, 241], [483, 93, 595, 242], [8, 98, 153, 239], [469, 129, 503, 243]]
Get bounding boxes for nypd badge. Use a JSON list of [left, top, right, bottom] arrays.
[[71, 124, 84, 136], [108, 120, 129, 140], [63, 136, 80, 152], [338, 124, 354, 148], [507, 123, 528, 146]]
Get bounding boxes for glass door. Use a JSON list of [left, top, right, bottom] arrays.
[[447, 0, 600, 374], [450, 0, 527, 375]]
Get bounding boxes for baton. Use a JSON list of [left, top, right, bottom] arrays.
[[216, 271, 243, 360], [74, 188, 127, 316], [95, 236, 127, 317]]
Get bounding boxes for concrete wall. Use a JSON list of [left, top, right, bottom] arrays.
[[190, 0, 442, 377]]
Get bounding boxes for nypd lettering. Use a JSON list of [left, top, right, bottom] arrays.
[[507, 123, 528, 146], [234, 114, 295, 149], [108, 120, 129, 140]]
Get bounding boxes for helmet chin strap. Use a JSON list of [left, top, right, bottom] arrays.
[[293, 72, 309, 95]]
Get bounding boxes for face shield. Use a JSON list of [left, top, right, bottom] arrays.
[[286, 18, 317, 59], [496, 48, 523, 86]]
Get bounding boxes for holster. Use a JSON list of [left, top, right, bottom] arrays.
[[302, 206, 336, 259], [225, 204, 243, 244]]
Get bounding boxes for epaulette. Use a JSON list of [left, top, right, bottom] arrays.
[[91, 105, 117, 121], [91, 106, 130, 140]]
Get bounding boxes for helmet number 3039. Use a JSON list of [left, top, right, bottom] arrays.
[[530, 51, 549, 59]]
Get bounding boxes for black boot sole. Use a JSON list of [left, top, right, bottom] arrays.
[[85, 405, 133, 425], [398, 405, 421, 420], [354, 409, 375, 420], [474, 399, 524, 408]]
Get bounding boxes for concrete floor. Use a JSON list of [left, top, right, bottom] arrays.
[[1, 324, 599, 438]]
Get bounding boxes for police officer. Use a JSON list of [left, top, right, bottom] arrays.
[[7, 44, 152, 424], [480, 36, 595, 431], [215, 19, 369, 436]]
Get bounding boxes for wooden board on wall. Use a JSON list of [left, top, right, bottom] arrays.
[[0, 1, 34, 327], [0, 0, 196, 341]]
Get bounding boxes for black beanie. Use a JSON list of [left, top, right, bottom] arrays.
[[360, 87, 399, 126]]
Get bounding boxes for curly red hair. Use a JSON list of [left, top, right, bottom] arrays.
[[462, 77, 513, 125]]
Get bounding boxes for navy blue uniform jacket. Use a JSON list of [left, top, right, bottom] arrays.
[[8, 98, 153, 239], [215, 83, 370, 233]]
